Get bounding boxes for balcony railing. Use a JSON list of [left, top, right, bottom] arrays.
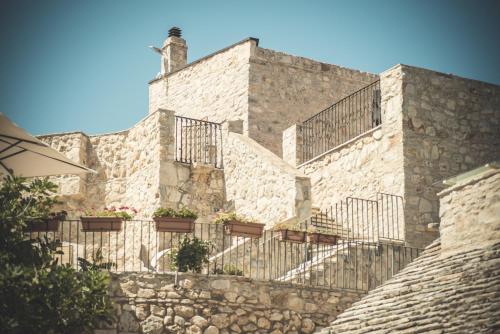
[[300, 80, 381, 163], [175, 116, 223, 168]]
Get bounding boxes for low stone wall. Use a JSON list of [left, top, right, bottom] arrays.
[[101, 272, 364, 334], [439, 167, 500, 258]]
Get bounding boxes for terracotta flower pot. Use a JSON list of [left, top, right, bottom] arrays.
[[26, 218, 61, 232], [278, 229, 307, 243], [153, 217, 195, 233], [307, 232, 339, 245], [80, 216, 123, 232], [223, 220, 264, 238]]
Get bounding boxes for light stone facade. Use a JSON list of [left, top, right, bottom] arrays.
[[149, 40, 253, 134], [31, 28, 500, 334], [39, 110, 225, 220], [223, 131, 311, 227], [438, 167, 500, 258], [99, 272, 364, 334], [400, 65, 500, 247], [149, 38, 377, 157], [40, 30, 499, 250], [248, 47, 378, 156], [286, 64, 500, 248]]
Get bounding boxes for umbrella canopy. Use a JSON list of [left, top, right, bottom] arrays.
[[0, 113, 95, 178]]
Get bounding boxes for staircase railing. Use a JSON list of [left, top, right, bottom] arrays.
[[26, 193, 419, 292]]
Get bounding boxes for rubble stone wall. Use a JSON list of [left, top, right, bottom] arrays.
[[149, 40, 253, 134], [248, 47, 378, 156], [400, 65, 500, 247], [223, 131, 311, 227], [38, 110, 226, 220], [297, 66, 405, 221], [100, 272, 364, 334], [439, 169, 500, 258]]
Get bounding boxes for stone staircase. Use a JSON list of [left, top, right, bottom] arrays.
[[309, 206, 351, 239]]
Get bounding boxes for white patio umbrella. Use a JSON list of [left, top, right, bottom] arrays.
[[0, 113, 95, 178]]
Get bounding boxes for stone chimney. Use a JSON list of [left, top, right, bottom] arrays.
[[161, 27, 187, 74]]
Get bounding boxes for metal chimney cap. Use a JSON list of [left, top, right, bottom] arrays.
[[168, 27, 182, 38]]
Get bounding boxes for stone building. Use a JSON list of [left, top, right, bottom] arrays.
[[36, 26, 500, 333], [40, 26, 500, 250]]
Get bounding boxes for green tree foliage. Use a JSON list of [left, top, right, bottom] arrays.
[[0, 175, 115, 333]]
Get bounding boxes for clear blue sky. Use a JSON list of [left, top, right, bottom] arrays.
[[1, 0, 499, 135]]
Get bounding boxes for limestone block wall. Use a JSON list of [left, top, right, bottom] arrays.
[[400, 65, 500, 247], [439, 168, 500, 258], [38, 132, 91, 214], [39, 110, 226, 220], [85, 111, 165, 217], [149, 39, 253, 134], [248, 47, 378, 156], [223, 131, 311, 227], [37, 132, 89, 195], [102, 272, 364, 334], [296, 66, 405, 219], [149, 37, 377, 157]]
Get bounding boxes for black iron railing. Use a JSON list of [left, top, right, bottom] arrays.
[[175, 116, 223, 168], [308, 193, 404, 243], [300, 80, 381, 163], [26, 195, 419, 292]]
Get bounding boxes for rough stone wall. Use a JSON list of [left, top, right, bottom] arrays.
[[102, 272, 364, 334], [249, 47, 378, 156], [149, 38, 377, 157], [149, 40, 253, 134], [39, 110, 226, 220], [223, 131, 311, 227], [296, 66, 405, 221], [401, 65, 500, 248], [38, 131, 89, 196], [84, 111, 165, 218], [439, 169, 500, 258]]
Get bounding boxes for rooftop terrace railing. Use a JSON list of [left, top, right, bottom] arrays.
[[300, 80, 381, 163], [27, 194, 417, 292], [175, 116, 223, 168]]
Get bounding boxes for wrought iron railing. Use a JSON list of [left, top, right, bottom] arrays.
[[175, 116, 223, 168], [26, 195, 418, 292], [300, 80, 381, 163], [308, 193, 404, 243]]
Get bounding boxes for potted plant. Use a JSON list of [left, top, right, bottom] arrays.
[[80, 206, 135, 232], [26, 210, 67, 232], [214, 212, 264, 238], [273, 221, 307, 243], [307, 226, 339, 245], [153, 207, 197, 233], [172, 236, 212, 273]]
